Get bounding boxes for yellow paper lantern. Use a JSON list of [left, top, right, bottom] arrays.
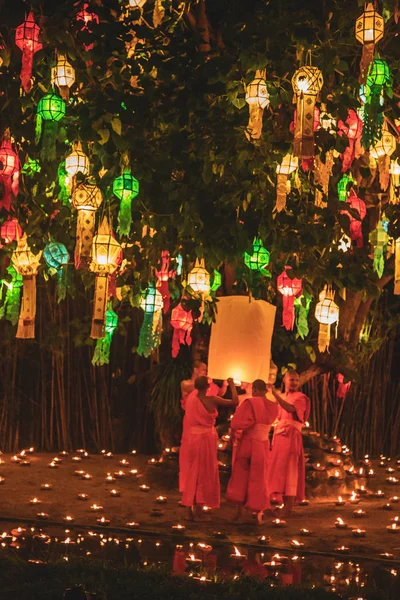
[[51, 55, 75, 100], [187, 258, 210, 294], [315, 285, 339, 353], [65, 142, 90, 178], [245, 69, 269, 140], [72, 182, 103, 269], [292, 65, 323, 158], [370, 123, 397, 192], [11, 235, 42, 339], [275, 153, 298, 212], [129, 0, 147, 7], [355, 2, 384, 83]]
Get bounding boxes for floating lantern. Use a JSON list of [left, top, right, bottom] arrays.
[[0, 137, 20, 211], [187, 258, 210, 294], [355, 3, 384, 83], [291, 65, 323, 158], [338, 110, 363, 172], [315, 285, 339, 353], [155, 251, 175, 313], [35, 93, 66, 162], [277, 266, 302, 331], [171, 303, 193, 358], [113, 169, 139, 236], [137, 284, 163, 357], [245, 69, 269, 140], [51, 54, 75, 101], [370, 121, 397, 191], [89, 217, 122, 339], [11, 235, 42, 339], [92, 306, 118, 366], [276, 153, 298, 212], [369, 221, 389, 278], [244, 238, 270, 274], [15, 12, 42, 93], [44, 241, 69, 302]]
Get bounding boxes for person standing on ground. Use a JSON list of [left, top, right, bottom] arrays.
[[180, 376, 239, 521], [226, 379, 278, 525], [267, 369, 310, 517]]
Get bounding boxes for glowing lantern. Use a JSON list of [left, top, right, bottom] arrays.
[[395, 238, 400, 295], [171, 303, 193, 358], [337, 173, 355, 202], [72, 182, 103, 269], [369, 221, 389, 278], [338, 109, 363, 172], [341, 189, 367, 248], [51, 55, 75, 101], [320, 106, 337, 133], [11, 235, 42, 339], [0, 137, 20, 212], [63, 142, 90, 198], [315, 285, 339, 353], [44, 241, 69, 302], [370, 122, 397, 191], [0, 217, 22, 244], [92, 306, 118, 366], [0, 266, 23, 326], [389, 159, 400, 204], [277, 266, 303, 331], [129, 0, 147, 7], [276, 153, 298, 212], [137, 284, 163, 357], [361, 59, 392, 150], [211, 270, 222, 292], [155, 251, 175, 313], [244, 238, 270, 274], [187, 259, 210, 295], [291, 65, 323, 158], [113, 169, 139, 236], [314, 151, 334, 209], [15, 12, 42, 93], [245, 69, 269, 140], [294, 291, 312, 340], [90, 217, 122, 339], [76, 3, 99, 51], [355, 3, 384, 83], [35, 93, 66, 162]]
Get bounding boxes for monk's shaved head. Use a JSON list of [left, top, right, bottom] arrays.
[[195, 376, 209, 391]]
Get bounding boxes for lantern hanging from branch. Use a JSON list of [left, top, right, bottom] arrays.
[[72, 182, 103, 270], [341, 189, 367, 248], [187, 258, 210, 295], [355, 2, 384, 84], [171, 303, 193, 358], [294, 291, 312, 340], [245, 69, 270, 140], [291, 65, 323, 158], [369, 220, 389, 278], [0, 137, 20, 212], [113, 168, 139, 236], [51, 54, 75, 101], [0, 266, 23, 326], [44, 241, 69, 302], [315, 285, 339, 353], [137, 284, 163, 357], [15, 12, 42, 94], [275, 154, 298, 212], [63, 141, 90, 198], [244, 238, 270, 274], [92, 306, 118, 366], [389, 159, 400, 204], [361, 59, 392, 150], [277, 266, 303, 331], [337, 173, 355, 202], [370, 122, 397, 192], [211, 269, 222, 292], [0, 217, 22, 245], [11, 235, 42, 339], [338, 109, 363, 173], [155, 250, 175, 314], [35, 93, 66, 162], [89, 217, 122, 339], [76, 3, 99, 52]]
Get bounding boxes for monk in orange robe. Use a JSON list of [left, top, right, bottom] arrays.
[[180, 376, 238, 521], [226, 379, 278, 524], [268, 370, 310, 516]]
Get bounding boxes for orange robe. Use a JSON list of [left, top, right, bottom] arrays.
[[180, 392, 220, 508], [268, 391, 310, 502], [226, 396, 278, 511]]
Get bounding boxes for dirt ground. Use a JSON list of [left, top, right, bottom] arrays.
[[1, 450, 400, 561]]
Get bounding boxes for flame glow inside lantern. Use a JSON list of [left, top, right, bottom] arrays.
[[0, 143, 18, 177], [355, 2, 384, 45], [15, 12, 42, 93], [277, 154, 298, 176], [140, 285, 163, 314], [37, 93, 66, 123], [72, 183, 103, 270], [292, 66, 323, 96], [277, 266, 303, 331], [370, 129, 397, 159], [65, 145, 90, 178], [246, 77, 270, 109], [73, 183, 102, 211], [244, 238, 270, 273], [291, 66, 323, 158], [315, 286, 339, 353], [92, 232, 122, 270], [51, 55, 75, 90], [0, 218, 22, 244], [367, 59, 391, 88], [187, 258, 210, 294]]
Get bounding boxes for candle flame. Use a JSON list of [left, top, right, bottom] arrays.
[[234, 546, 241, 556]]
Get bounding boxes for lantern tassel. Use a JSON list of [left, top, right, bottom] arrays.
[[92, 333, 112, 366], [373, 248, 384, 279], [58, 162, 71, 205], [361, 89, 384, 150], [56, 266, 67, 302], [137, 311, 162, 357], [359, 43, 374, 85], [117, 197, 132, 236], [246, 104, 264, 141], [16, 275, 37, 339], [318, 322, 330, 353], [41, 121, 59, 163], [377, 155, 391, 192], [157, 280, 170, 314], [75, 210, 96, 270], [35, 114, 43, 146], [282, 295, 295, 331], [20, 46, 34, 94], [90, 274, 109, 339], [276, 173, 289, 212]]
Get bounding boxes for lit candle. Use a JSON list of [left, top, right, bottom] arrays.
[[350, 492, 360, 504], [391, 516, 400, 523], [0, 477, 5, 485], [356, 485, 367, 495], [299, 499, 309, 506], [97, 517, 110, 526], [105, 474, 116, 482], [335, 546, 349, 553], [290, 539, 304, 548], [29, 497, 41, 505], [77, 493, 89, 501], [353, 509, 367, 518], [59, 451, 68, 456], [114, 471, 126, 479], [129, 469, 138, 477], [185, 553, 202, 567], [90, 504, 103, 511], [263, 558, 282, 569], [74, 470, 85, 476], [386, 477, 400, 484], [351, 528, 366, 538], [11, 455, 20, 463], [156, 496, 167, 504], [197, 542, 212, 553], [367, 469, 375, 477], [335, 496, 345, 506], [11, 527, 26, 537], [391, 496, 400, 503], [299, 528, 312, 536], [139, 484, 150, 492], [63, 516, 75, 523], [335, 517, 347, 529], [81, 473, 92, 480], [382, 503, 393, 511], [40, 484, 52, 491], [110, 489, 121, 497], [386, 467, 396, 473], [272, 518, 286, 527], [20, 460, 31, 467], [381, 552, 395, 559], [36, 512, 49, 520], [126, 521, 140, 528], [257, 535, 271, 544], [387, 523, 400, 533], [313, 463, 326, 471], [103, 452, 113, 459], [374, 489, 385, 498], [131, 449, 137, 455], [72, 456, 82, 462], [172, 524, 185, 531], [230, 546, 246, 561], [119, 459, 129, 466], [48, 461, 58, 468]]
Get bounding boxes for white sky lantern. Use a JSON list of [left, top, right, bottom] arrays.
[[11, 235, 42, 339], [65, 141, 90, 179]]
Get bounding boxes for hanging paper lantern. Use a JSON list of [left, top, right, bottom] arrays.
[[361, 59, 392, 150], [76, 3, 99, 52], [92, 306, 118, 366], [0, 137, 20, 212], [89, 217, 122, 339], [337, 109, 363, 172], [113, 168, 139, 236], [315, 285, 339, 353], [245, 69, 269, 140], [44, 241, 69, 302], [171, 303, 193, 358], [0, 217, 22, 244], [275, 153, 298, 212], [11, 235, 42, 339], [0, 266, 23, 326], [337, 173, 355, 202], [35, 93, 66, 162], [72, 182, 103, 269], [291, 65, 323, 158], [155, 251, 175, 314], [15, 12, 43, 94], [211, 269, 222, 292], [187, 258, 210, 294], [63, 142, 90, 198], [294, 291, 312, 340], [277, 266, 303, 331], [370, 122, 397, 192], [389, 159, 400, 204], [137, 284, 163, 357], [369, 221, 389, 278], [51, 54, 75, 101], [355, 2, 384, 84], [244, 238, 270, 274], [341, 189, 367, 248]]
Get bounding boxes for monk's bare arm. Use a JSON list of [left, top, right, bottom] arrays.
[[212, 379, 239, 408], [268, 386, 296, 414], [181, 379, 193, 398]]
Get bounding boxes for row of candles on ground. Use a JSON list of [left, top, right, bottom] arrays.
[[1, 447, 141, 467]]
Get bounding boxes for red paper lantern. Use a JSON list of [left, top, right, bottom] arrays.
[[76, 3, 99, 52], [15, 12, 43, 94], [341, 189, 366, 248], [0, 139, 20, 211], [338, 110, 363, 172], [0, 217, 22, 244], [156, 251, 176, 314], [171, 304, 193, 357], [277, 266, 303, 331]]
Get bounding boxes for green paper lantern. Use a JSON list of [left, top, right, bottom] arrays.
[[361, 59, 392, 150], [211, 269, 222, 292], [367, 59, 391, 88], [37, 93, 66, 122], [44, 241, 69, 302], [337, 174, 355, 202], [92, 307, 118, 366], [244, 238, 270, 273], [0, 266, 23, 326], [36, 93, 66, 162], [113, 168, 139, 236]]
